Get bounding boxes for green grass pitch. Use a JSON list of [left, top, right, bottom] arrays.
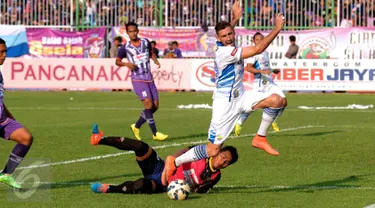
[[0, 91, 374, 208]]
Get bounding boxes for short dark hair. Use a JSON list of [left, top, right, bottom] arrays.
[[220, 146, 238, 165], [214, 21, 232, 35], [126, 22, 138, 31], [114, 36, 122, 42], [253, 32, 263, 41], [171, 41, 178, 46], [0, 38, 5, 45], [150, 40, 156, 45], [289, 35, 296, 42]]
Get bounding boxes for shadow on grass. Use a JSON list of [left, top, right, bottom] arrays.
[[213, 174, 373, 194], [37, 173, 142, 190], [281, 130, 342, 137]]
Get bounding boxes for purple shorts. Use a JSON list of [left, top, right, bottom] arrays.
[[132, 81, 159, 101], [0, 118, 24, 140]]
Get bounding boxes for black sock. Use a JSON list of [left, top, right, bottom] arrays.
[[108, 178, 154, 194], [98, 137, 149, 157]]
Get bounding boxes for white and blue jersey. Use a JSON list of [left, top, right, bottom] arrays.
[[213, 42, 245, 101], [247, 51, 275, 91]]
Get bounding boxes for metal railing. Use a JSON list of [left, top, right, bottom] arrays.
[[0, 0, 374, 29]]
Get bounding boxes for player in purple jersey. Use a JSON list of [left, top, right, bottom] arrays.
[[116, 22, 168, 141], [0, 38, 34, 189]]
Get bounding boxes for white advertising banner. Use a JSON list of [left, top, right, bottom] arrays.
[[1, 58, 374, 92], [2, 58, 192, 90]]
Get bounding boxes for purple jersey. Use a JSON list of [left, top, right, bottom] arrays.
[[117, 38, 153, 81], [0, 69, 6, 122]]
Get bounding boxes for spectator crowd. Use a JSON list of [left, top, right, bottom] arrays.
[[0, 0, 374, 28]]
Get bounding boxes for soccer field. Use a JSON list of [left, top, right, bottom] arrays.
[[0, 91, 374, 208]]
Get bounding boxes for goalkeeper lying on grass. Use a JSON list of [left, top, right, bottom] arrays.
[[89, 124, 238, 194]]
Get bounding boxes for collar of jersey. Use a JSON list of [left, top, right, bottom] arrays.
[[208, 157, 218, 172], [216, 41, 237, 47]]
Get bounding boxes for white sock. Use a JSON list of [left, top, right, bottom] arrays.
[[257, 108, 280, 136]]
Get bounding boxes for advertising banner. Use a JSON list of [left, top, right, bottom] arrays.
[[26, 28, 107, 58]]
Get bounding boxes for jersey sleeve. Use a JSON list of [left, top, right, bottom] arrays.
[[216, 46, 243, 64], [116, 46, 127, 60]]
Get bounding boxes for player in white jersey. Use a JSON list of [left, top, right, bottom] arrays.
[[235, 32, 287, 136], [161, 0, 286, 185]]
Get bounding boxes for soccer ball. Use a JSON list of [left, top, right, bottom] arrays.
[[167, 179, 191, 200]]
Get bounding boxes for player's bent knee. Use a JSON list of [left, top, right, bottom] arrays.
[[135, 142, 151, 160], [21, 133, 33, 146], [282, 98, 288, 107], [270, 94, 283, 108], [10, 128, 33, 146], [142, 99, 154, 109]]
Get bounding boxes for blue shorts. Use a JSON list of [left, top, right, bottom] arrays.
[[136, 149, 166, 192]]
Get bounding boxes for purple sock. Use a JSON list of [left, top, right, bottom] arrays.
[[135, 107, 157, 129], [135, 111, 146, 129], [144, 109, 157, 136], [2, 144, 31, 174]]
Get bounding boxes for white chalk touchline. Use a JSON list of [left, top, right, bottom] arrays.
[[18, 125, 320, 170], [8, 107, 375, 113], [19, 182, 375, 191]]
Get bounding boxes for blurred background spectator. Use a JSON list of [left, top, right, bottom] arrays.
[[150, 40, 160, 58], [109, 36, 122, 58], [285, 35, 299, 59]]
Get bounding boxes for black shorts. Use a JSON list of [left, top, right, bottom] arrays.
[[137, 149, 166, 192]]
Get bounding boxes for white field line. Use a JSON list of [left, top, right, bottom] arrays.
[[20, 182, 375, 190], [18, 125, 320, 170], [8, 107, 375, 113]]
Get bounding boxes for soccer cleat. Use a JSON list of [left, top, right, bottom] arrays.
[[252, 134, 279, 156], [130, 124, 142, 140], [91, 124, 104, 146], [234, 123, 242, 136], [153, 132, 168, 141], [91, 183, 109, 193], [161, 156, 176, 186], [272, 122, 280, 132], [0, 173, 22, 189]]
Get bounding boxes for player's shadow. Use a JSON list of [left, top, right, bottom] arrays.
[[171, 133, 208, 140], [213, 174, 374, 194], [37, 173, 142, 190], [259, 175, 362, 193], [281, 130, 342, 137]]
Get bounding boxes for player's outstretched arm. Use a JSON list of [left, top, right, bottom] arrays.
[[241, 13, 285, 59], [230, 0, 242, 28]]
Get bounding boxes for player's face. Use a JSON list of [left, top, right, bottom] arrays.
[[212, 150, 232, 169], [126, 26, 139, 41], [0, 44, 7, 65], [216, 26, 236, 46], [253, 34, 264, 45]]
